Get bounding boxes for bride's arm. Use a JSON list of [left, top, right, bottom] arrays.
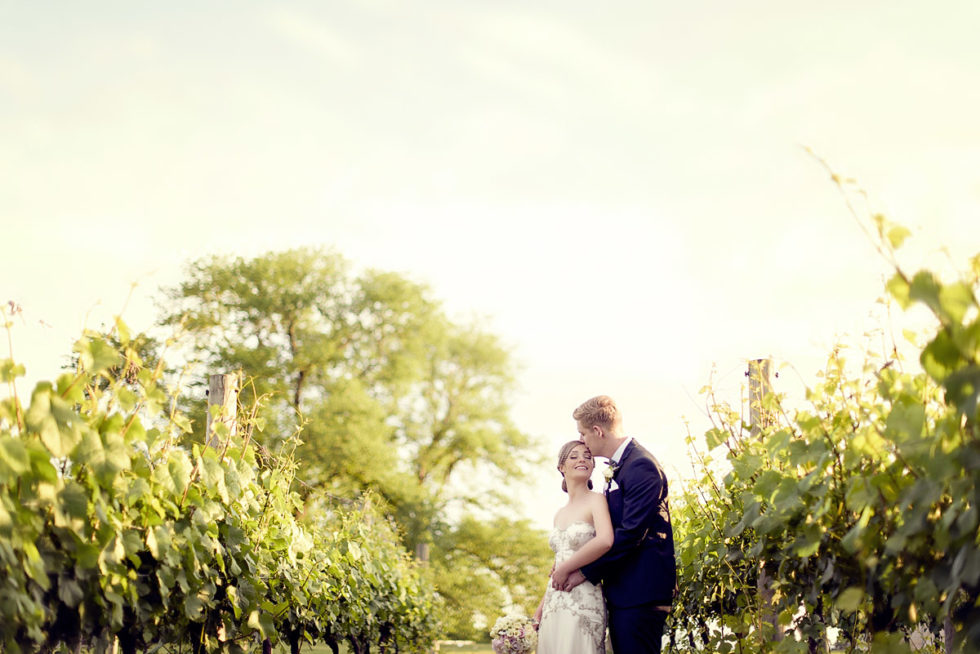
[[532, 591, 545, 630], [550, 494, 613, 585], [534, 524, 556, 630]]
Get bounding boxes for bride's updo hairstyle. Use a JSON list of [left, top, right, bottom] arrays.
[[557, 440, 594, 493]]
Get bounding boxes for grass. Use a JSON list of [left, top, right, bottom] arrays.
[[70, 639, 496, 654], [288, 642, 494, 654]]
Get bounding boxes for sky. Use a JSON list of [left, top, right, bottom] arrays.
[[2, 1, 980, 531]]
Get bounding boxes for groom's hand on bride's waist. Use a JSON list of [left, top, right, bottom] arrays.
[[553, 569, 586, 592], [550, 563, 570, 589]]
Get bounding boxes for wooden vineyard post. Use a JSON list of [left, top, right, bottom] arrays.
[[748, 358, 782, 643], [206, 373, 271, 651], [206, 373, 239, 450], [748, 358, 773, 437]]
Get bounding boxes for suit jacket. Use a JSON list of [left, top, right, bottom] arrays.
[[581, 439, 676, 608]]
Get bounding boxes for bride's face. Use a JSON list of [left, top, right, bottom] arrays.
[[562, 444, 595, 481]]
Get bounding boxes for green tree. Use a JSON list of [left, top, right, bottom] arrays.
[[431, 516, 555, 641], [159, 247, 549, 637]]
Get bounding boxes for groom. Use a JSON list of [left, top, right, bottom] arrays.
[[553, 395, 676, 653]]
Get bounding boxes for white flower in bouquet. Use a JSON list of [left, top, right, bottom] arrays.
[[489, 613, 537, 654]]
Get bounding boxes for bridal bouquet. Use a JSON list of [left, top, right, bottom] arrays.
[[489, 613, 537, 654]]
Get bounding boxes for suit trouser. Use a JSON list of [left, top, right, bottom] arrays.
[[607, 602, 668, 653]]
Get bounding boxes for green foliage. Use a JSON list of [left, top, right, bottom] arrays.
[[159, 247, 549, 635], [160, 248, 539, 521], [0, 323, 437, 653], [430, 516, 554, 641], [671, 211, 980, 652]]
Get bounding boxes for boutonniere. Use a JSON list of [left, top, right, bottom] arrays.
[[602, 461, 619, 484]]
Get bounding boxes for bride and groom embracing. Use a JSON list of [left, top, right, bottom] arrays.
[[533, 396, 676, 654]]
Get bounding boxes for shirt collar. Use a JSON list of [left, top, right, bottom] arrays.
[[608, 437, 632, 465]]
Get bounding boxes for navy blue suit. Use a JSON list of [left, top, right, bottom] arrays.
[[581, 439, 675, 652]]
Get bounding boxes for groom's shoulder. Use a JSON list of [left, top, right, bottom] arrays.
[[627, 438, 655, 460], [626, 440, 665, 470]]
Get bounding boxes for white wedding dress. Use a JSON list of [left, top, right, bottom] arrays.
[[537, 521, 607, 654]]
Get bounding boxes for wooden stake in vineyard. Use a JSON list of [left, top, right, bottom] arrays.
[[206, 373, 274, 654], [206, 373, 239, 450], [748, 358, 782, 643]]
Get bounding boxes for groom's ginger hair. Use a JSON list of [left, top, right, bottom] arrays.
[[573, 395, 620, 429]]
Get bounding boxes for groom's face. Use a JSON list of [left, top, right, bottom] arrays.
[[577, 420, 602, 457]]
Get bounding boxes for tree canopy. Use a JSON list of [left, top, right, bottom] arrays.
[[159, 247, 549, 637]]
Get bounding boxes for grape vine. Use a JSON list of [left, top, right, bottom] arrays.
[[670, 208, 980, 653], [0, 318, 438, 653]]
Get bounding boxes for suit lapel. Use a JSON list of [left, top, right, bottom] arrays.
[[617, 439, 637, 470], [604, 441, 636, 521]]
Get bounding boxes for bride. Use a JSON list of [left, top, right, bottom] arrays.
[[533, 440, 613, 654]]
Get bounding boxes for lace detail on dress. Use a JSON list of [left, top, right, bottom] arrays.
[[538, 521, 606, 654]]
